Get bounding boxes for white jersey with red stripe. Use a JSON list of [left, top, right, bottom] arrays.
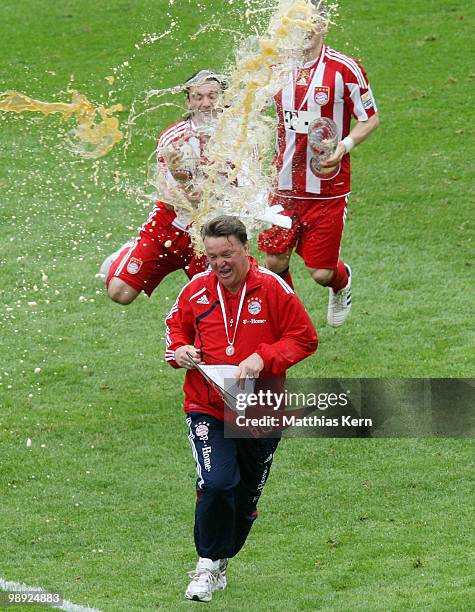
[[156, 116, 260, 227], [156, 117, 206, 160], [155, 117, 207, 230], [273, 44, 378, 200]]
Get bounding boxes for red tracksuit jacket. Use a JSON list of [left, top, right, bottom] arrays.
[[165, 258, 318, 420]]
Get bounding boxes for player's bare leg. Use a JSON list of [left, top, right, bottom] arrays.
[[265, 249, 294, 289], [107, 278, 140, 305], [308, 267, 334, 286]]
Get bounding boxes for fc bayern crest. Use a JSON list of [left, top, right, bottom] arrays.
[[127, 257, 143, 274], [247, 299, 262, 315], [314, 86, 330, 106], [195, 423, 209, 439]]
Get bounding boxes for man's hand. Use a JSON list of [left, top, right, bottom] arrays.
[[319, 141, 346, 168], [321, 114, 380, 168], [184, 188, 202, 204], [235, 352, 264, 386], [163, 147, 184, 169], [174, 345, 202, 369]]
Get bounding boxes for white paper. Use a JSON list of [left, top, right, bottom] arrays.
[[199, 364, 255, 398]]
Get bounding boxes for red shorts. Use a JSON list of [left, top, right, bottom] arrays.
[[107, 203, 207, 296], [258, 194, 349, 270]]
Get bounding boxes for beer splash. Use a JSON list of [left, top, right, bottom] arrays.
[[0, 90, 124, 159], [163, 0, 334, 251], [0, 1, 336, 240], [123, 83, 184, 153]]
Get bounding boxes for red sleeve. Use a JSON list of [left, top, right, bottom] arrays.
[[256, 284, 318, 375], [164, 288, 196, 369]]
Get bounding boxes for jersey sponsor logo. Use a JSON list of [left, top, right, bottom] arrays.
[[242, 318, 267, 325], [284, 110, 300, 131], [257, 466, 269, 491], [361, 91, 373, 110], [284, 109, 320, 134], [314, 86, 330, 105], [197, 295, 210, 305], [202, 444, 212, 471], [127, 257, 143, 274], [247, 298, 262, 315]]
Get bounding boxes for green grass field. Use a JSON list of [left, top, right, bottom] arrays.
[[1, 1, 474, 610]]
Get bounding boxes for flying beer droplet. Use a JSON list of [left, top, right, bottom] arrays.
[[0, 90, 124, 159]]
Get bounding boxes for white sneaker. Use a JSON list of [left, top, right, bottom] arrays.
[[185, 557, 221, 602], [327, 265, 352, 327], [216, 558, 228, 590], [96, 240, 134, 282]]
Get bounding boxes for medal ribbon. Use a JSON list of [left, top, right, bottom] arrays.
[[217, 281, 247, 354]]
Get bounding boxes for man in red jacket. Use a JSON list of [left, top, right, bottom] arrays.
[[165, 215, 317, 602]]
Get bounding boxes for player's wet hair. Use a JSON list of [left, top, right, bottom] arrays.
[[184, 70, 227, 96], [311, 0, 328, 14], [201, 216, 248, 246], [310, 0, 329, 33]]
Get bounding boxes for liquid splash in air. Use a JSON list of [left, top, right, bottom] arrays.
[[148, 0, 337, 252], [0, 90, 124, 159]]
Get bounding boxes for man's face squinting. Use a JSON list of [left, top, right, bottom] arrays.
[[186, 82, 221, 124], [204, 235, 250, 293]]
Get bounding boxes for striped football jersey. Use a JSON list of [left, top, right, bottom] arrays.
[[273, 44, 377, 199]]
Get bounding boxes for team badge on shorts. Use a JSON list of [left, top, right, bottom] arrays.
[[195, 422, 209, 440], [247, 298, 262, 315], [314, 86, 330, 105], [127, 257, 143, 274]]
